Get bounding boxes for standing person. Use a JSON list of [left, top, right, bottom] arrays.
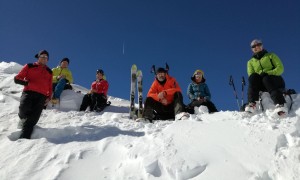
[[14, 50, 52, 139], [79, 69, 109, 112], [51, 57, 73, 104], [186, 70, 218, 113], [143, 67, 189, 122], [245, 39, 287, 115]]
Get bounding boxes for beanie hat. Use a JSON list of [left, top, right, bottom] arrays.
[[60, 57, 70, 64], [156, 67, 167, 74], [250, 39, 263, 47], [193, 70, 204, 77], [96, 69, 104, 75], [191, 69, 206, 82], [35, 50, 49, 58]]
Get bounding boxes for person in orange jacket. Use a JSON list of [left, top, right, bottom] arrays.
[[143, 67, 189, 121]]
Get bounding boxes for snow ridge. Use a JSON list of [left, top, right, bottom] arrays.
[[0, 61, 299, 180]]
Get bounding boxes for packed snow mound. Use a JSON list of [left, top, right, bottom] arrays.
[[0, 61, 23, 74], [0, 61, 300, 180]]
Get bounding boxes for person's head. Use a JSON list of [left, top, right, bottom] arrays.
[[60, 58, 69, 68], [96, 69, 104, 80], [191, 69, 205, 83], [156, 67, 167, 82], [250, 39, 263, 54], [35, 50, 49, 65]]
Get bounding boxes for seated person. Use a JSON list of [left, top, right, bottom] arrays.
[[186, 70, 218, 113], [80, 69, 109, 112], [245, 39, 287, 115], [143, 67, 188, 122], [52, 58, 73, 103]]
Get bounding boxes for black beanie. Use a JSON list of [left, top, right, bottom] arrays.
[[96, 69, 104, 75], [156, 67, 167, 74], [60, 57, 70, 64], [35, 50, 49, 58]]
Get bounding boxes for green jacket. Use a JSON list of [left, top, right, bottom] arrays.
[[247, 51, 284, 77], [52, 66, 73, 84]]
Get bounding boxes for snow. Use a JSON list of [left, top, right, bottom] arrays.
[[0, 61, 300, 180]]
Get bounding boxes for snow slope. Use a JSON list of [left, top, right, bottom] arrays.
[[0, 61, 299, 180]]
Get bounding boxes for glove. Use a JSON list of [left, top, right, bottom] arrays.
[[158, 91, 166, 99], [160, 98, 168, 105], [260, 72, 268, 78]]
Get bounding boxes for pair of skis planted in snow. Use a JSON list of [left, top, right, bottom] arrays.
[[130, 64, 143, 119]]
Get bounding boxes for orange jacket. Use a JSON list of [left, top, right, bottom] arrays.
[[147, 74, 182, 105]]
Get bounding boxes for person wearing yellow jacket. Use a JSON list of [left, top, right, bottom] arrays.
[[51, 57, 73, 103], [245, 39, 287, 115], [143, 67, 189, 122]]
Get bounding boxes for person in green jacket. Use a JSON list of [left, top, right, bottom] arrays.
[[51, 57, 73, 104], [245, 39, 287, 115]]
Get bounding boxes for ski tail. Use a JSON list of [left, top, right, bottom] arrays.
[[129, 64, 138, 119], [137, 70, 143, 118]]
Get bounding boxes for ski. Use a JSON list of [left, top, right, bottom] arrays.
[[129, 64, 137, 119], [137, 70, 143, 118]]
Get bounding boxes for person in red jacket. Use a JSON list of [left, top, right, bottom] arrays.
[[79, 69, 109, 112], [14, 50, 52, 139], [143, 67, 189, 122]]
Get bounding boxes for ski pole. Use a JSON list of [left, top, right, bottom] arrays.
[[241, 76, 246, 106], [229, 75, 240, 110], [151, 65, 156, 75]]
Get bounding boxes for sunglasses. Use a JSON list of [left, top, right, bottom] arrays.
[[195, 74, 202, 78], [251, 43, 262, 48], [39, 55, 48, 59]]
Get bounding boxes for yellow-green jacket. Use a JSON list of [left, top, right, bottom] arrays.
[[247, 50, 284, 77], [52, 66, 73, 84]]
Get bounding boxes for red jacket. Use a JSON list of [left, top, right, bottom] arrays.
[[14, 62, 53, 97], [91, 79, 109, 96], [147, 74, 182, 105]]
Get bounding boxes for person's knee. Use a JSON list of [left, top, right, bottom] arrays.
[[145, 97, 156, 104], [248, 73, 260, 83]]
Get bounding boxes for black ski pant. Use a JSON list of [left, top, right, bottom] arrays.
[[18, 91, 47, 139], [247, 73, 286, 105], [187, 100, 218, 114], [143, 92, 185, 120], [79, 93, 107, 111]]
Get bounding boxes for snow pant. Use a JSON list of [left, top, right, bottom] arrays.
[[79, 93, 107, 111], [53, 78, 67, 99], [186, 100, 218, 114], [18, 91, 47, 139], [247, 73, 286, 105], [143, 92, 185, 120]]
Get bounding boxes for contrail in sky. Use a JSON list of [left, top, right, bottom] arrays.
[[122, 41, 125, 55]]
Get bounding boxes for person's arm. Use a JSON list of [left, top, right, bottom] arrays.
[[14, 64, 29, 86], [147, 81, 160, 102], [267, 53, 284, 76], [247, 60, 254, 76], [187, 83, 195, 100], [203, 84, 211, 101]]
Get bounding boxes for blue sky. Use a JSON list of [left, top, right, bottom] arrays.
[[1, 0, 299, 111]]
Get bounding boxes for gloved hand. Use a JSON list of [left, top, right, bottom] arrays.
[[158, 91, 166, 99], [160, 98, 168, 105], [260, 72, 268, 78]]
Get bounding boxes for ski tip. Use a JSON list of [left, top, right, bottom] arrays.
[[137, 70, 143, 76], [131, 64, 137, 69]]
